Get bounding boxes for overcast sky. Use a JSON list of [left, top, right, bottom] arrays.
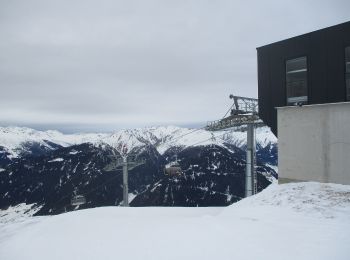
[[0, 0, 349, 132]]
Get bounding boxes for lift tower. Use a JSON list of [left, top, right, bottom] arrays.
[[104, 154, 145, 206], [206, 95, 264, 197]]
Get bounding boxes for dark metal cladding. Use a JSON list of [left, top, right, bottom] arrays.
[[257, 21, 350, 136]]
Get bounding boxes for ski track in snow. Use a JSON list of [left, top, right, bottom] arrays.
[[0, 182, 349, 260]]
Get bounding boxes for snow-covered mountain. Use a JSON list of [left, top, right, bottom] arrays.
[[0, 126, 107, 160], [0, 125, 277, 215], [0, 125, 276, 160]]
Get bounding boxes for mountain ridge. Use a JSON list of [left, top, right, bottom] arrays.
[[0, 125, 277, 159], [0, 125, 278, 214]]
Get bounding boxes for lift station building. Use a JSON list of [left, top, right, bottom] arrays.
[[257, 21, 350, 184]]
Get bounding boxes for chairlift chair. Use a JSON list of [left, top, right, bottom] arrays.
[[71, 195, 86, 206], [164, 161, 182, 176]]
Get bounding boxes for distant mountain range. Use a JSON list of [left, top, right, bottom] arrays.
[[0, 126, 277, 215]]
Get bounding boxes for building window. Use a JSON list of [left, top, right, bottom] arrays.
[[286, 57, 308, 105], [346, 46, 350, 101]]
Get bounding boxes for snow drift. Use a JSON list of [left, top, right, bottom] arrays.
[[0, 182, 349, 260]]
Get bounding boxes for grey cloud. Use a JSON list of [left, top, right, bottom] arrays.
[[0, 0, 349, 131]]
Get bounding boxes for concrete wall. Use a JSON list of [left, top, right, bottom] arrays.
[[277, 102, 350, 185]]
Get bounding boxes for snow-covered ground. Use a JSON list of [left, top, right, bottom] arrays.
[[0, 182, 349, 260]]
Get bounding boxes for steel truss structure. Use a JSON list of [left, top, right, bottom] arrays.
[[104, 155, 145, 206], [206, 95, 264, 197]]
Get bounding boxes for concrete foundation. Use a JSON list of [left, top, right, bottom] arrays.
[[277, 102, 350, 185]]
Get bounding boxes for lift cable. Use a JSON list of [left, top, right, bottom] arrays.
[[52, 126, 234, 210], [66, 131, 228, 201], [51, 126, 219, 207], [156, 103, 234, 149], [80, 173, 121, 197], [55, 98, 257, 208], [157, 98, 237, 147], [46, 163, 98, 205], [54, 171, 122, 207], [165, 126, 207, 145], [185, 132, 227, 149], [221, 102, 235, 119], [159, 100, 238, 159]]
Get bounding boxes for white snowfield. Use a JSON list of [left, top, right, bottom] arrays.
[[1, 182, 349, 260], [0, 125, 276, 158]]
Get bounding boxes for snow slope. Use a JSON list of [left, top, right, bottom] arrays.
[[0, 126, 108, 158], [0, 125, 277, 158], [0, 203, 42, 224], [0, 182, 349, 260]]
